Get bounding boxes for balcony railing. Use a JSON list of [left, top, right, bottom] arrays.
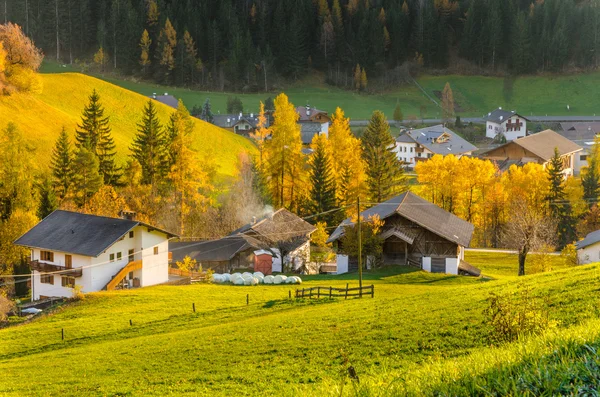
[[30, 260, 83, 278]]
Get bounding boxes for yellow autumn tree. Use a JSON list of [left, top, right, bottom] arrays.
[[139, 29, 151, 73], [93, 47, 107, 72], [501, 163, 550, 212], [327, 107, 366, 211], [249, 101, 270, 171], [263, 93, 306, 210], [0, 41, 5, 75], [86, 185, 127, 218]]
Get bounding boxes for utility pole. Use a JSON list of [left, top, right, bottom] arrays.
[[357, 197, 362, 291]]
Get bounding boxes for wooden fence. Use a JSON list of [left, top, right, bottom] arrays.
[[295, 284, 374, 299]]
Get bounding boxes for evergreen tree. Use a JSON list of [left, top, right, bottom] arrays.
[[50, 127, 73, 198], [393, 103, 403, 124], [72, 145, 103, 210], [362, 111, 406, 203], [130, 100, 167, 186], [166, 100, 195, 169], [200, 98, 214, 122], [583, 154, 600, 206], [75, 89, 121, 185], [37, 176, 58, 220], [308, 134, 336, 225], [441, 82, 455, 123], [547, 147, 566, 218]]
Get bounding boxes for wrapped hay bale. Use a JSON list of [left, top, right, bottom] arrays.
[[212, 274, 223, 283], [234, 277, 245, 286], [255, 275, 264, 284], [242, 272, 253, 278], [221, 273, 231, 283], [263, 275, 274, 284], [250, 277, 259, 286], [273, 275, 287, 285], [253, 271, 264, 278]]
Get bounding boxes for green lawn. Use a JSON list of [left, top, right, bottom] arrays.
[[41, 61, 600, 120], [464, 251, 571, 279], [2, 251, 600, 396]]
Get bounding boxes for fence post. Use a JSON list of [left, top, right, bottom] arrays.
[[317, 287, 320, 299], [329, 286, 332, 298], [246, 294, 249, 305], [371, 285, 374, 298], [129, 319, 132, 326], [61, 328, 64, 341], [192, 303, 196, 313], [289, 290, 291, 299], [345, 283, 349, 300]]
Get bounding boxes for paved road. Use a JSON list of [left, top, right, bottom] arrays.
[[349, 115, 600, 127]]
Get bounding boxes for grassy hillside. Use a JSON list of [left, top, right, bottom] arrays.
[[42, 62, 600, 120], [0, 73, 256, 178], [1, 252, 599, 396]]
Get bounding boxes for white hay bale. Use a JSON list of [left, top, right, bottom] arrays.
[[263, 275, 274, 284], [250, 277, 259, 286], [273, 275, 287, 285], [212, 274, 223, 283], [234, 277, 245, 286], [254, 275, 264, 284], [221, 273, 231, 283], [242, 272, 253, 278], [243, 277, 252, 286], [295, 276, 302, 284], [253, 271, 264, 278]]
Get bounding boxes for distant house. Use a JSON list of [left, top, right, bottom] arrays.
[[575, 230, 600, 264], [14, 210, 177, 300], [296, 105, 329, 144], [395, 125, 477, 167], [558, 122, 600, 175], [327, 192, 479, 276], [169, 235, 272, 274], [212, 113, 267, 136], [149, 93, 179, 109], [229, 209, 317, 272], [484, 108, 528, 141], [482, 129, 583, 176]]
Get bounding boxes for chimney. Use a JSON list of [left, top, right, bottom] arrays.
[[251, 216, 257, 225], [119, 210, 136, 221], [306, 104, 311, 117]]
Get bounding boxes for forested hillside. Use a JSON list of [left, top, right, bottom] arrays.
[[2, 0, 598, 92]]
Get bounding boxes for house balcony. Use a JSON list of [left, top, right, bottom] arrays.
[[30, 260, 83, 278], [414, 146, 425, 153]]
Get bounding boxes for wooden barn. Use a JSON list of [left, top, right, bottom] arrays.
[[328, 192, 480, 276]]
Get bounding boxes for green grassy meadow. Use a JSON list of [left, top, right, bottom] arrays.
[[1, 252, 600, 396], [41, 61, 600, 120], [0, 72, 256, 179]]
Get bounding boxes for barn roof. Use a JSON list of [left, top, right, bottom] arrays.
[[327, 192, 474, 247], [575, 230, 600, 250], [170, 235, 269, 263], [230, 208, 316, 244], [397, 125, 478, 155], [483, 129, 582, 162], [14, 210, 177, 257], [484, 108, 527, 124]]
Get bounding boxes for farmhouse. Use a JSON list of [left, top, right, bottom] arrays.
[[212, 113, 267, 136], [296, 105, 329, 144], [482, 129, 583, 176], [395, 124, 477, 167], [328, 192, 479, 276], [229, 209, 316, 272], [558, 122, 600, 175], [484, 108, 528, 141], [169, 235, 273, 274], [575, 230, 600, 264], [14, 210, 177, 300]]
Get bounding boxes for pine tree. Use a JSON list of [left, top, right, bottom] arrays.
[[37, 176, 58, 219], [362, 110, 406, 203], [139, 29, 151, 74], [353, 63, 361, 90], [547, 147, 565, 218], [166, 99, 194, 169], [308, 134, 336, 225], [393, 103, 403, 123], [75, 89, 120, 186], [50, 127, 73, 198], [583, 152, 600, 206], [156, 18, 177, 82], [360, 67, 368, 90], [200, 98, 213, 122], [182, 30, 197, 85], [72, 145, 103, 210], [130, 100, 167, 186], [441, 82, 455, 123]]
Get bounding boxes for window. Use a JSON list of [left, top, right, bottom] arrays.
[[153, 246, 159, 255], [110, 253, 115, 262], [418, 153, 422, 158], [65, 255, 72, 269], [40, 251, 54, 262], [117, 252, 122, 261], [61, 276, 75, 288], [581, 155, 588, 161], [410, 147, 413, 153], [129, 231, 134, 238], [129, 271, 134, 280], [128, 249, 134, 262], [41, 274, 54, 284]]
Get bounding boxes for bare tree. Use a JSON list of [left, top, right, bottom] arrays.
[[503, 198, 557, 276]]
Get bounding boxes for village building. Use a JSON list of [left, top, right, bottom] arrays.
[[169, 235, 273, 274], [482, 129, 583, 176], [327, 192, 480, 276], [575, 230, 600, 264], [395, 125, 477, 167], [229, 209, 317, 273], [14, 210, 177, 300], [558, 122, 600, 175], [296, 105, 330, 144], [211, 113, 267, 136], [484, 108, 528, 141], [149, 93, 179, 109]]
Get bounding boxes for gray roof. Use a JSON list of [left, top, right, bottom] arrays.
[[575, 230, 600, 250], [296, 106, 328, 122], [14, 210, 177, 257], [150, 95, 179, 109], [170, 235, 269, 263], [397, 125, 478, 155], [484, 108, 527, 124], [483, 129, 583, 162], [230, 208, 316, 244], [328, 192, 474, 247], [300, 123, 323, 144], [212, 114, 266, 129], [559, 122, 600, 141]]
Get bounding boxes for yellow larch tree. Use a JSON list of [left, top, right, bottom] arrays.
[[139, 29, 151, 73], [249, 101, 270, 171], [263, 93, 306, 210]]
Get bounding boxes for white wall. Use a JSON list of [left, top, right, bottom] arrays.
[[574, 149, 590, 176], [578, 242, 600, 265], [336, 255, 349, 274], [445, 258, 459, 275], [31, 248, 92, 300], [140, 227, 170, 286], [395, 142, 419, 165], [422, 257, 431, 272], [486, 116, 527, 141]]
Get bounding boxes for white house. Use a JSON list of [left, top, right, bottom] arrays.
[[297, 105, 330, 144], [485, 108, 528, 141], [575, 230, 600, 264], [14, 210, 177, 300], [395, 124, 478, 167], [327, 192, 480, 277]]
